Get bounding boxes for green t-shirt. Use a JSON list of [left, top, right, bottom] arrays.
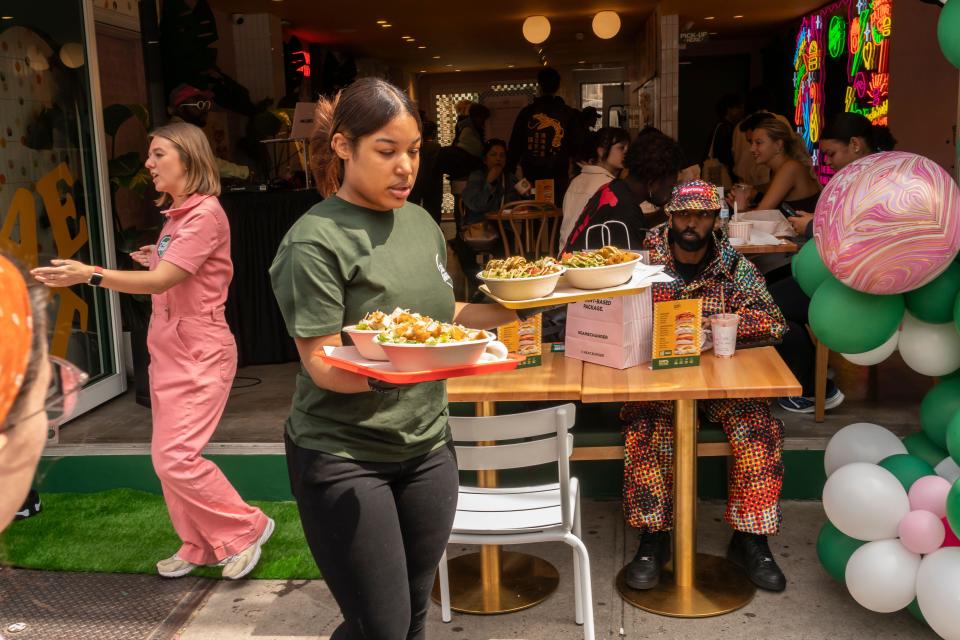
[[269, 195, 456, 462]]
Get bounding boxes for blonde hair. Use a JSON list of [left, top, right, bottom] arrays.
[[148, 122, 221, 207], [750, 117, 813, 168]]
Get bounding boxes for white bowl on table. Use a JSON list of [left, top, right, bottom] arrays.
[[377, 331, 509, 372], [342, 325, 389, 361], [477, 268, 565, 301], [562, 254, 641, 290]]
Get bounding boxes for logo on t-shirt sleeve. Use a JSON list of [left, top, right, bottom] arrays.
[[436, 253, 453, 288], [156, 235, 173, 257]]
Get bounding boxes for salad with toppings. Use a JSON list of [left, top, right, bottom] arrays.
[[355, 308, 406, 331], [480, 256, 563, 279], [373, 310, 486, 345], [560, 245, 639, 268]]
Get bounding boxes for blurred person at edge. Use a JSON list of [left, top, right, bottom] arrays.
[[33, 122, 274, 581], [0, 253, 52, 532]]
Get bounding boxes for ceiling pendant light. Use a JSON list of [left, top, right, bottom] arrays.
[[522, 16, 551, 44], [592, 11, 621, 39]]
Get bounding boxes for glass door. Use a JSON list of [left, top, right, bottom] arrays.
[[0, 0, 125, 440]]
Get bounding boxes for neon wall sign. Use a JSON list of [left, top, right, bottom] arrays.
[[793, 0, 891, 182]]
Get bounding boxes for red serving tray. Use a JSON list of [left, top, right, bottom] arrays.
[[320, 346, 523, 384]]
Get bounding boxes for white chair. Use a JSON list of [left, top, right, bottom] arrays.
[[437, 404, 594, 640]]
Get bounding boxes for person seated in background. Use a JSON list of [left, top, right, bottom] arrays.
[[562, 128, 683, 252], [786, 113, 897, 238], [167, 84, 252, 182], [773, 113, 895, 414], [462, 139, 530, 230], [622, 181, 789, 594], [559, 127, 629, 248], [732, 86, 792, 189], [732, 114, 821, 215], [0, 253, 59, 532]]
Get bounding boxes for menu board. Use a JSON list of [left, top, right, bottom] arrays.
[[651, 298, 703, 370], [497, 313, 542, 368]]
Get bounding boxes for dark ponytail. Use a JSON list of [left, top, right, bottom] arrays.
[[821, 112, 897, 154], [309, 78, 421, 197]]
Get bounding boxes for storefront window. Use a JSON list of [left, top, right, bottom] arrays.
[[0, 2, 123, 433]]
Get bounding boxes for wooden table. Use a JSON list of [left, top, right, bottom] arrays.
[[432, 350, 583, 615], [581, 347, 801, 618], [733, 239, 799, 254]]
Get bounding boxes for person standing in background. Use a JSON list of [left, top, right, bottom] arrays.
[[507, 67, 582, 204]]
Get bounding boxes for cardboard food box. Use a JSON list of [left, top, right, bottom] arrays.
[[534, 179, 555, 205], [497, 313, 542, 368], [651, 298, 703, 370], [563, 292, 653, 369]]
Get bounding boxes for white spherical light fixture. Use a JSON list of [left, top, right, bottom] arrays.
[[592, 11, 621, 39], [523, 16, 551, 44]]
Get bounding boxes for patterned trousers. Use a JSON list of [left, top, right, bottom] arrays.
[[621, 398, 784, 535]]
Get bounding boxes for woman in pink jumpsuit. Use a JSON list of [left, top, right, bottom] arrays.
[[33, 122, 273, 579]]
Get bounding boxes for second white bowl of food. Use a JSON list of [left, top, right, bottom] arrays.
[[378, 330, 509, 371], [478, 270, 566, 301], [562, 253, 641, 290], [343, 325, 389, 361]]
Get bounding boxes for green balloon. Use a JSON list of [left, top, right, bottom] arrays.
[[921, 379, 960, 449], [946, 478, 960, 541], [939, 0, 960, 69], [905, 263, 960, 324], [793, 240, 832, 298], [816, 521, 865, 583], [809, 277, 905, 354], [954, 290, 960, 335], [904, 432, 950, 468], [907, 598, 927, 625], [878, 454, 936, 491], [947, 411, 960, 465]]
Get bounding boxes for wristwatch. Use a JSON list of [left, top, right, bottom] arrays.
[[88, 266, 104, 286]]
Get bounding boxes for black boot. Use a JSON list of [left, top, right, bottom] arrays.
[[726, 531, 786, 592], [625, 531, 671, 590]]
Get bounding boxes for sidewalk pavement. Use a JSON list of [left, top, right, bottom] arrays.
[[176, 500, 931, 640]]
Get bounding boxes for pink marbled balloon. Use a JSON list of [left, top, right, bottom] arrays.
[[813, 151, 960, 294]]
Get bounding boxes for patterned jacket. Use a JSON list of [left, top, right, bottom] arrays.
[[644, 223, 786, 344]]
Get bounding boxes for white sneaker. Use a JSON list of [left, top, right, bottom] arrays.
[[157, 554, 197, 578], [220, 517, 275, 580]]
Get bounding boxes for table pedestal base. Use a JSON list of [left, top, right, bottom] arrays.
[[616, 553, 755, 618], [432, 551, 560, 614]]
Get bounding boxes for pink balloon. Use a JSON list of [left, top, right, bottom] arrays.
[[899, 510, 946, 554], [909, 475, 952, 518], [943, 517, 960, 547], [814, 151, 960, 294]]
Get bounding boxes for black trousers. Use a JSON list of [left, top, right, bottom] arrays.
[[285, 436, 459, 640], [770, 276, 817, 397]]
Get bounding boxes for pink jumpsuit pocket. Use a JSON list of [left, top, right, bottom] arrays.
[[219, 338, 237, 383]]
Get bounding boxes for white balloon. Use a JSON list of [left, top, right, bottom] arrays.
[[898, 312, 960, 377], [824, 422, 907, 476], [823, 463, 910, 540], [845, 539, 920, 613], [841, 331, 899, 366], [917, 548, 960, 640], [936, 457, 960, 484]]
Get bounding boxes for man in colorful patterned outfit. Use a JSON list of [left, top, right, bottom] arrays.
[[623, 180, 789, 593]]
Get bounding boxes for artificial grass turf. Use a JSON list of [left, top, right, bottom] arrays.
[[0, 489, 321, 579]]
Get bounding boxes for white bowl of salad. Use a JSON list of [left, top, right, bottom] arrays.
[[375, 312, 508, 372], [343, 309, 405, 361], [476, 256, 565, 301], [560, 246, 641, 290]]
